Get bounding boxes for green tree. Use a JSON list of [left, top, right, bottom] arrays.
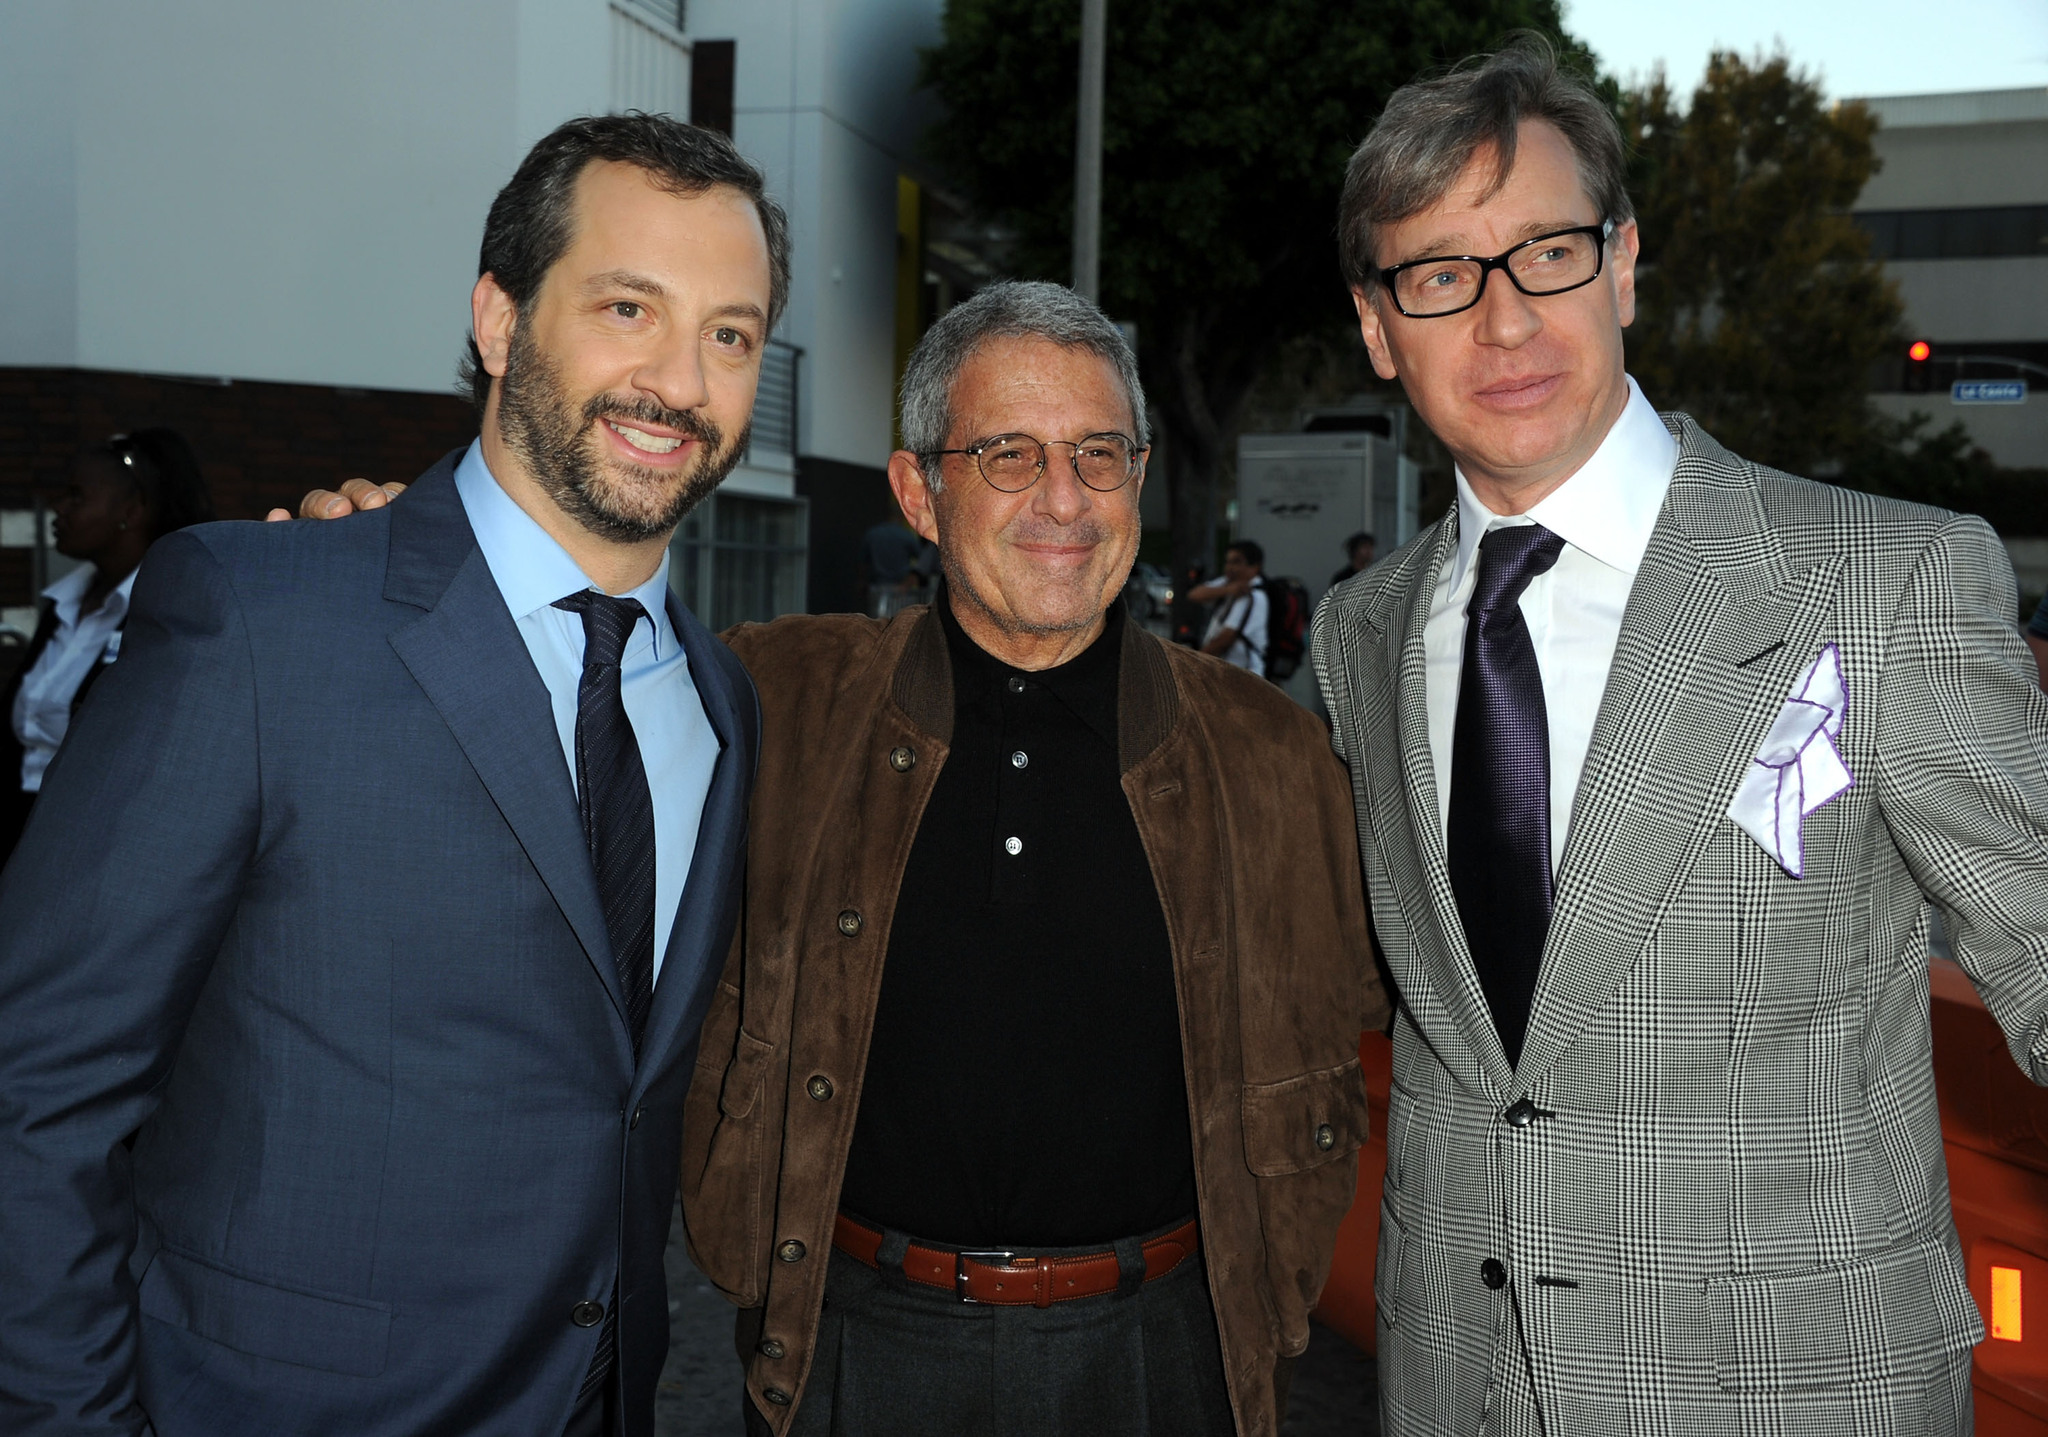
[[922, 0, 1580, 573], [1620, 51, 1902, 473]]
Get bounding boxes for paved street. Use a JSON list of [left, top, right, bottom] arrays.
[[655, 1206, 1378, 1436]]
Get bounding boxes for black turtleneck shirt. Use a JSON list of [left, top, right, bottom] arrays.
[[835, 598, 1196, 1249]]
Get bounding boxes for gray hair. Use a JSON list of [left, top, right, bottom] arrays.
[[898, 280, 1149, 491], [1337, 34, 1633, 293]]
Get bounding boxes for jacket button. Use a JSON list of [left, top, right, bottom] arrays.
[[1314, 1122, 1336, 1151], [1481, 1258, 1508, 1290], [629, 1105, 644, 1130], [764, 1387, 793, 1406], [1503, 1099, 1536, 1128], [889, 745, 915, 772], [837, 910, 862, 937], [571, 1299, 605, 1326], [758, 1338, 786, 1360], [778, 1239, 807, 1263], [807, 1075, 834, 1101]]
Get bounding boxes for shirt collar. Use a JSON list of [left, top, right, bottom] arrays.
[[42, 563, 137, 630], [1449, 376, 1678, 590], [938, 587, 1124, 751], [453, 439, 676, 659]]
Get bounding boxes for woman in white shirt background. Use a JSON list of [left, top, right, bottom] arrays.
[[1, 429, 214, 866]]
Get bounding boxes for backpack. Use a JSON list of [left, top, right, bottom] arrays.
[[1262, 576, 1310, 681]]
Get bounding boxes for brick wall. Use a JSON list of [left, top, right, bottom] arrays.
[[0, 365, 478, 527]]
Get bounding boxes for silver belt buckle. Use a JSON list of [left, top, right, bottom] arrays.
[[954, 1250, 1015, 1303]]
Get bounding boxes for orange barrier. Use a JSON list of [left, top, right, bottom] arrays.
[[1314, 960, 2048, 1433]]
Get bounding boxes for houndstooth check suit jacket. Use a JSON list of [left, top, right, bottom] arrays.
[[1312, 414, 2048, 1435]]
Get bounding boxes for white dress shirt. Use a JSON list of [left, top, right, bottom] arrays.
[[12, 564, 137, 792], [1425, 378, 1679, 875], [454, 441, 718, 981]]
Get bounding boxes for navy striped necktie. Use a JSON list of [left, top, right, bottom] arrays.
[[553, 590, 657, 1051], [1447, 523, 1566, 1069], [554, 589, 655, 1408]]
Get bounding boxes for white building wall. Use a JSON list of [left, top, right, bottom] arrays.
[[2, 0, 619, 394], [687, 0, 943, 471]]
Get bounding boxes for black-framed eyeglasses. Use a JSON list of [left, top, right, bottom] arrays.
[[1377, 220, 1615, 319], [933, 432, 1146, 493]]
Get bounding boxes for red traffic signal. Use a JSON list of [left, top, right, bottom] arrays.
[[1908, 340, 1933, 363]]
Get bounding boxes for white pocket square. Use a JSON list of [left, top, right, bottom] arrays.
[[1727, 644, 1853, 878]]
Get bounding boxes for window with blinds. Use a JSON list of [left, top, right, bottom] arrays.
[[610, 2, 688, 118]]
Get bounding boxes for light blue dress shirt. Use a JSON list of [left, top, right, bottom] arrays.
[[453, 440, 717, 982]]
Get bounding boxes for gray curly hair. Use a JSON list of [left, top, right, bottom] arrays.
[[898, 280, 1149, 492]]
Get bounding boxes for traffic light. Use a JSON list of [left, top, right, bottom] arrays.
[[1908, 340, 1933, 363]]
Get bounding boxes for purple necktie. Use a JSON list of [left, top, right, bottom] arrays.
[[1447, 523, 1566, 1068]]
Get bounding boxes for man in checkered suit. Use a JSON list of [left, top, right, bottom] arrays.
[[1313, 38, 2046, 1434]]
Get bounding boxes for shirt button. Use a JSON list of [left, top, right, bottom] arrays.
[[889, 745, 915, 772], [1314, 1122, 1336, 1151], [807, 1074, 834, 1101], [778, 1239, 807, 1263], [1481, 1258, 1508, 1290], [837, 910, 862, 937], [1004, 836, 1023, 856], [758, 1338, 786, 1360], [1011, 750, 1029, 769], [571, 1299, 605, 1327], [1007, 676, 1026, 693], [764, 1388, 793, 1406]]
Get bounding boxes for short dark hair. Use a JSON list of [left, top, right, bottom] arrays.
[[459, 112, 793, 414], [101, 428, 214, 540], [1345, 530, 1376, 551], [1338, 34, 1632, 293], [1228, 539, 1265, 569]]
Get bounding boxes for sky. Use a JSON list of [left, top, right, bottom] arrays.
[[1563, 0, 2048, 100]]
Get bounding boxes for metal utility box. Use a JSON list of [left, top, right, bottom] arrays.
[[1235, 430, 1420, 708]]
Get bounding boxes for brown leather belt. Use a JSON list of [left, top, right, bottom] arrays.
[[831, 1212, 1200, 1308]]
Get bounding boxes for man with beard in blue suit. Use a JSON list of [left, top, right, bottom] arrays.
[[0, 114, 783, 1437]]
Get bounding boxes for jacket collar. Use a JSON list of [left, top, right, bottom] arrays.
[[888, 594, 1179, 776]]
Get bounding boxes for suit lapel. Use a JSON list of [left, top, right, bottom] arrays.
[[383, 466, 626, 1032], [633, 593, 755, 1085], [1388, 513, 1522, 1092], [1513, 424, 1842, 1091], [1331, 514, 1515, 1092]]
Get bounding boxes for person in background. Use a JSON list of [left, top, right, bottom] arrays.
[[0, 429, 213, 866], [855, 512, 937, 617], [1330, 529, 1376, 589], [1188, 539, 1269, 675]]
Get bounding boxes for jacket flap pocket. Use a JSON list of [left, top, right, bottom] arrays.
[[1707, 1237, 1958, 1394], [1241, 1058, 1368, 1177], [138, 1245, 390, 1377], [718, 1027, 777, 1119]]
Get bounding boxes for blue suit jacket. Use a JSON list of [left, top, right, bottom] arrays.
[[0, 454, 758, 1437]]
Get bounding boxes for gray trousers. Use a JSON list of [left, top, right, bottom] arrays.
[[753, 1229, 1234, 1437]]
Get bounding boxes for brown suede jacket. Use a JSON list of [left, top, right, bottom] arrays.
[[681, 604, 1389, 1435]]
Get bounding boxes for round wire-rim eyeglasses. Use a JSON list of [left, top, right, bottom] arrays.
[[932, 432, 1146, 493], [1376, 219, 1616, 319]]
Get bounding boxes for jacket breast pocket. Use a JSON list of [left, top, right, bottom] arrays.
[[1707, 1237, 1963, 1395], [1240, 1058, 1368, 1176], [137, 1243, 391, 1376]]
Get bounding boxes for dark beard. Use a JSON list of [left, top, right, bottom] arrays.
[[496, 320, 749, 543]]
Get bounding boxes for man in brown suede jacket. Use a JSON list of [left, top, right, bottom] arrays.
[[684, 282, 1385, 1437], [297, 281, 1383, 1436]]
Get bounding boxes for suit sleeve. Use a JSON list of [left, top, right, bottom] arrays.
[[1873, 513, 2048, 1084], [0, 531, 260, 1434]]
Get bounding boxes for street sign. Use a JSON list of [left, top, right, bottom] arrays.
[[1953, 380, 2027, 405]]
